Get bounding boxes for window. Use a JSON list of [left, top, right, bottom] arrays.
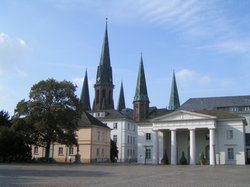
[[246, 134, 250, 145], [58, 147, 64, 155], [145, 148, 151, 159], [113, 135, 117, 143], [34, 146, 38, 155], [69, 147, 74, 155], [130, 136, 133, 144], [97, 148, 100, 157], [226, 130, 233, 140], [127, 136, 130, 144], [133, 149, 135, 156], [228, 148, 234, 160], [101, 148, 104, 156], [128, 123, 130, 130], [97, 131, 100, 141], [102, 132, 105, 141], [113, 123, 117, 129], [146, 133, 151, 141]]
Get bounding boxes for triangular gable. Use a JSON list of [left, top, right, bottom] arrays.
[[153, 110, 216, 122]]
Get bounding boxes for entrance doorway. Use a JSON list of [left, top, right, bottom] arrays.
[[205, 145, 209, 165], [246, 149, 250, 164]]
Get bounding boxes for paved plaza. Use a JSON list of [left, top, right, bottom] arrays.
[[0, 163, 250, 187]]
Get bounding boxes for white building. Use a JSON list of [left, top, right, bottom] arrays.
[[180, 96, 250, 164], [137, 110, 246, 165], [91, 110, 137, 162]]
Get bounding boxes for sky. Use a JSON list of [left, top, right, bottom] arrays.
[[1, 0, 250, 115]]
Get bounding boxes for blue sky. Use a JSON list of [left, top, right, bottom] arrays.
[[1, 0, 250, 115]]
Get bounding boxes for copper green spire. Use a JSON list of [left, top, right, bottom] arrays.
[[117, 81, 126, 111], [93, 20, 114, 111], [168, 71, 180, 110], [134, 55, 149, 102], [80, 69, 91, 111], [96, 19, 113, 85]]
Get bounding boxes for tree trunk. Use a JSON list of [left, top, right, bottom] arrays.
[[45, 142, 51, 162]]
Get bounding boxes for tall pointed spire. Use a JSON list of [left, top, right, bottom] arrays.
[[93, 20, 114, 111], [80, 69, 91, 111], [168, 70, 180, 110], [117, 81, 126, 111], [134, 55, 149, 102], [133, 55, 150, 122], [96, 18, 113, 85]]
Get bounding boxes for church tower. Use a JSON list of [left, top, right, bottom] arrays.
[[117, 81, 126, 111], [133, 55, 149, 122], [93, 20, 114, 111], [80, 70, 91, 111], [168, 71, 180, 110]]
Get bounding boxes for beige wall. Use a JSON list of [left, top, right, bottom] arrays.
[[32, 126, 111, 163]]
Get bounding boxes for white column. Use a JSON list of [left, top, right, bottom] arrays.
[[209, 128, 216, 165], [158, 131, 164, 164], [171, 129, 177, 165], [189, 129, 196, 165]]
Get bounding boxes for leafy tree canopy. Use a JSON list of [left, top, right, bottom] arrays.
[[15, 79, 80, 160]]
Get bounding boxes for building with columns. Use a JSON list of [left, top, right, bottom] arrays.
[[137, 110, 246, 165]]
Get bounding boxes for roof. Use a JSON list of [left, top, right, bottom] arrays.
[[95, 21, 113, 85], [196, 110, 245, 120], [168, 71, 180, 110], [133, 56, 149, 102], [78, 111, 110, 129], [180, 95, 250, 111], [117, 81, 126, 111], [80, 70, 91, 111], [90, 109, 134, 121]]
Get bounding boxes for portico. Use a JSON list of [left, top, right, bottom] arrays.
[[152, 110, 217, 165], [137, 109, 246, 165]]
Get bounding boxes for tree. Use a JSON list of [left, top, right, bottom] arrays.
[[110, 139, 118, 162], [0, 110, 11, 127], [0, 110, 31, 162], [15, 79, 80, 161]]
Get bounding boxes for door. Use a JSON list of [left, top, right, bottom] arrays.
[[246, 149, 250, 164], [205, 145, 210, 165]]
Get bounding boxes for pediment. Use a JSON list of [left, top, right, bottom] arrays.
[[154, 110, 216, 122]]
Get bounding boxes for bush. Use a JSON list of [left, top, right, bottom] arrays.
[[179, 151, 188, 165]]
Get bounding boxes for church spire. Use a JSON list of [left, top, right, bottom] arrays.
[[96, 19, 113, 85], [117, 81, 126, 111], [134, 55, 149, 102], [80, 69, 91, 111], [168, 70, 180, 110], [93, 20, 114, 111], [133, 55, 149, 122]]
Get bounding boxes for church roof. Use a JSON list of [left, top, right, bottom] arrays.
[[95, 21, 113, 85], [134, 56, 149, 102], [180, 95, 250, 111], [78, 111, 110, 129], [168, 71, 180, 110], [117, 81, 126, 111], [80, 70, 91, 111]]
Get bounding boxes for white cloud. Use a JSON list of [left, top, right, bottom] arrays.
[[176, 69, 195, 80], [214, 39, 250, 53], [0, 32, 29, 76]]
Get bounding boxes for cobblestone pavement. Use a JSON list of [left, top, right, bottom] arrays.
[[0, 163, 250, 187]]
